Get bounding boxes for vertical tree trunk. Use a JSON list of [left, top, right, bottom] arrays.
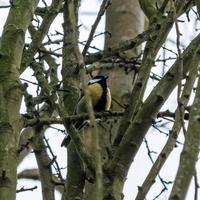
[[103, 0, 144, 199], [62, 1, 85, 200], [84, 1, 145, 200], [0, 1, 39, 199], [103, 0, 144, 102]]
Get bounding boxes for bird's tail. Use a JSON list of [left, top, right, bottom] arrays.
[[74, 119, 89, 130], [61, 119, 101, 147], [61, 135, 71, 147], [60, 120, 88, 147]]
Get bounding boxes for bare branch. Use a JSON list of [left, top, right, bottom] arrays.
[[21, 0, 63, 72], [82, 0, 111, 56], [16, 186, 38, 193], [169, 65, 200, 199], [23, 111, 124, 127], [110, 31, 200, 185], [135, 67, 198, 199]]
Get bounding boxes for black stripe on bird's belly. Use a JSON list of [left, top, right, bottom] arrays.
[[94, 88, 107, 112]]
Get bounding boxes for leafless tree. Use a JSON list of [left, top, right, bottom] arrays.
[[0, 0, 200, 200]]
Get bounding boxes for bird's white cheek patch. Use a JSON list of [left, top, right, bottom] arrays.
[[89, 78, 102, 84]]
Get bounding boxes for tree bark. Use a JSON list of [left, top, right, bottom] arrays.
[[83, 1, 145, 199], [103, 1, 144, 199], [0, 1, 39, 199]]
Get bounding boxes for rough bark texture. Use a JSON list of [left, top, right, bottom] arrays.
[[61, 1, 85, 200], [169, 56, 200, 199], [32, 126, 55, 200], [135, 54, 200, 200], [0, 1, 39, 199], [1, 1, 200, 200]]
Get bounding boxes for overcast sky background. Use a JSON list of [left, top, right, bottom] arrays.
[[0, 0, 200, 200]]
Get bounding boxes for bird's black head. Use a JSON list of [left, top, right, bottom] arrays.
[[88, 75, 108, 88]]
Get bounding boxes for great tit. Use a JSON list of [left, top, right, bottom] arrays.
[[61, 75, 111, 147]]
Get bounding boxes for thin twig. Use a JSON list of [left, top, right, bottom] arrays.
[[82, 0, 111, 56], [85, 22, 163, 64], [16, 186, 38, 193], [44, 136, 64, 181], [0, 5, 11, 8], [170, 0, 187, 135], [20, 78, 39, 86], [144, 138, 170, 194]]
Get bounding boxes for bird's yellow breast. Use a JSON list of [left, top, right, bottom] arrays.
[[76, 83, 111, 113], [88, 83, 103, 106], [88, 83, 111, 111]]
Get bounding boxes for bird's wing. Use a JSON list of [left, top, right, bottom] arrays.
[[105, 88, 111, 111]]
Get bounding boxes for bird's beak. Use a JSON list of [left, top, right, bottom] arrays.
[[104, 76, 108, 80]]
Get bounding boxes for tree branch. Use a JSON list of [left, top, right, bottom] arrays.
[[23, 111, 124, 127], [135, 54, 199, 200], [21, 0, 63, 73], [169, 57, 200, 200], [113, 11, 174, 149], [16, 186, 38, 193], [139, 0, 157, 21], [82, 0, 111, 56], [109, 31, 200, 182]]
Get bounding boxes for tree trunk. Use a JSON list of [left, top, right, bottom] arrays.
[[84, 1, 145, 199], [102, 1, 144, 199], [103, 0, 144, 99], [0, 1, 39, 199]]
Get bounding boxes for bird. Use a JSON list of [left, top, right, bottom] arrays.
[[61, 75, 111, 147]]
